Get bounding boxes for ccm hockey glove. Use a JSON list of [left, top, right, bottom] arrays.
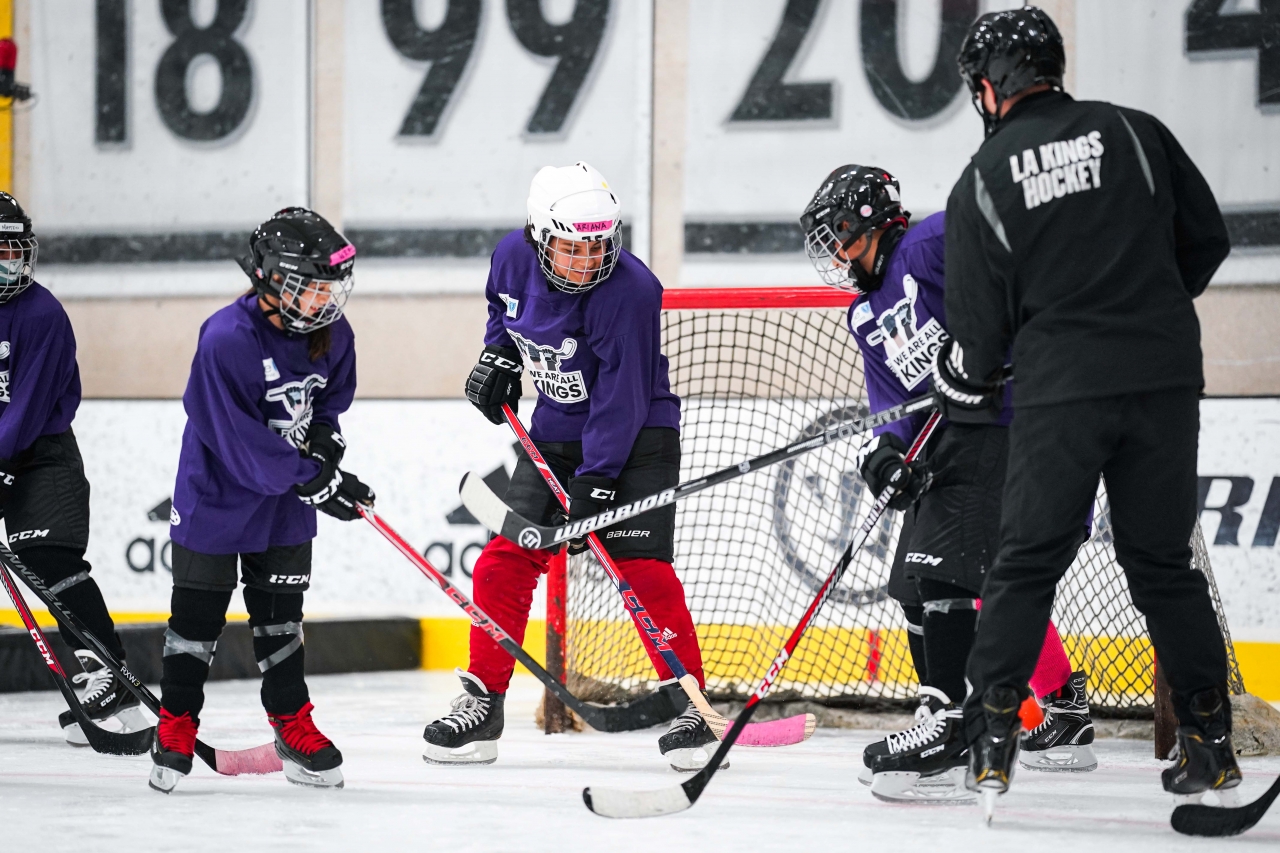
[[930, 337, 1003, 424], [566, 475, 617, 556], [303, 422, 346, 470], [295, 466, 375, 522], [858, 433, 928, 511], [466, 345, 523, 425]]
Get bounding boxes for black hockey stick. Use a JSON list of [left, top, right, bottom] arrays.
[[1171, 775, 1280, 837], [502, 405, 814, 746], [0, 543, 281, 775], [583, 412, 942, 818], [461, 393, 936, 550], [361, 505, 676, 732], [0, 554, 153, 755]]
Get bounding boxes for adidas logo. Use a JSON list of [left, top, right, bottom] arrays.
[[660, 628, 677, 642]]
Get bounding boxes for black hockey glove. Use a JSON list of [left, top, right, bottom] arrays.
[[930, 337, 1003, 424], [466, 345, 523, 425], [0, 459, 15, 514], [295, 467, 375, 522], [859, 433, 928, 511], [302, 422, 346, 470], [565, 475, 617, 556]]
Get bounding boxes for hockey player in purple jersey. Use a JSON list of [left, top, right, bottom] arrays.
[[150, 208, 373, 793], [423, 163, 716, 771], [0, 193, 149, 744], [801, 166, 1092, 802]]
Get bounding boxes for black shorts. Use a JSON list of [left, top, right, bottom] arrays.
[[170, 541, 313, 593], [6, 430, 91, 553], [504, 427, 679, 562], [887, 424, 1008, 596]]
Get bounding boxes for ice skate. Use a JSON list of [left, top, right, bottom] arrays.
[[1161, 688, 1241, 806], [867, 689, 974, 804], [859, 687, 949, 786], [1020, 670, 1097, 772], [965, 686, 1024, 824], [268, 701, 344, 788], [59, 649, 150, 746], [659, 692, 728, 773], [423, 669, 504, 766], [148, 709, 197, 794]]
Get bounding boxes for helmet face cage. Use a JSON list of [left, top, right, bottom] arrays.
[[533, 222, 622, 295], [803, 223, 866, 293], [0, 235, 37, 303], [257, 250, 354, 334]]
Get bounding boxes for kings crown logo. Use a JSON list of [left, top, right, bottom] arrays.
[[507, 330, 588, 404], [265, 373, 328, 447]]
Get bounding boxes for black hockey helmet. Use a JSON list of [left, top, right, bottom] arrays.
[[958, 7, 1065, 136], [239, 207, 355, 334], [800, 165, 910, 295], [0, 191, 37, 303]]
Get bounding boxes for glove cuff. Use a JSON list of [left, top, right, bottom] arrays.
[[296, 467, 342, 505]]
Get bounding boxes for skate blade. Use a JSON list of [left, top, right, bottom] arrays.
[[63, 721, 89, 747], [980, 788, 999, 824], [111, 705, 155, 734], [1172, 787, 1242, 808], [857, 764, 872, 787], [423, 739, 498, 766], [282, 759, 344, 789], [665, 746, 729, 773], [148, 764, 185, 794], [1019, 743, 1097, 773], [870, 767, 975, 804]]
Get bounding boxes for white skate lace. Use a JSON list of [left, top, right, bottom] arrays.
[[666, 703, 703, 735], [72, 666, 115, 705], [437, 693, 491, 733], [885, 708, 949, 753]]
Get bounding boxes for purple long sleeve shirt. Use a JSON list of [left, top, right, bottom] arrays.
[[170, 294, 356, 554], [484, 231, 680, 479], [0, 282, 80, 461], [847, 213, 1013, 446]]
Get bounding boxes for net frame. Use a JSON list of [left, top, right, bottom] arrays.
[[546, 287, 1243, 718]]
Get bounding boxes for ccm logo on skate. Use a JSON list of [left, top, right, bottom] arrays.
[[605, 529, 649, 539], [906, 552, 942, 566], [9, 529, 49, 542], [267, 574, 310, 585]]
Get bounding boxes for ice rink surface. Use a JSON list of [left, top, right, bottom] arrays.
[[2, 671, 1278, 852]]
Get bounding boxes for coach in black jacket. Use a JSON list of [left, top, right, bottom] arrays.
[[930, 8, 1240, 805]]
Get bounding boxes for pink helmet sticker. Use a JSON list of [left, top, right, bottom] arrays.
[[573, 220, 614, 233], [329, 244, 356, 265]]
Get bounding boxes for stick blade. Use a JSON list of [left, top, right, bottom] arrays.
[[459, 470, 513, 536], [1172, 801, 1267, 837], [736, 713, 817, 747], [584, 784, 692, 819], [198, 741, 283, 776], [83, 722, 154, 756]]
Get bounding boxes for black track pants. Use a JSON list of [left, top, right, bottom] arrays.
[[963, 388, 1227, 734]]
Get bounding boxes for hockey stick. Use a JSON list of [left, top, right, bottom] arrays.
[[0, 543, 281, 775], [583, 412, 942, 818], [502, 405, 814, 747], [1171, 775, 1280, 837], [361, 505, 678, 732], [0, 555, 154, 755], [462, 393, 936, 551]]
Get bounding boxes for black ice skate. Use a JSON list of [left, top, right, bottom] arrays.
[[1161, 688, 1242, 807], [1020, 670, 1097, 773], [423, 669, 504, 766], [268, 701, 344, 788], [59, 649, 150, 746], [859, 686, 949, 787], [965, 686, 1025, 823], [867, 688, 974, 804], [658, 686, 727, 773], [148, 709, 197, 794]]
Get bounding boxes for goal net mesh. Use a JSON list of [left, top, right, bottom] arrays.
[[561, 292, 1243, 716]]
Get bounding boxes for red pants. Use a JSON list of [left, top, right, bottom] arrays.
[[468, 537, 706, 694]]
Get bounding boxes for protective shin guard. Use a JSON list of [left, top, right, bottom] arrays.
[[921, 592, 979, 704], [22, 546, 126, 659], [161, 587, 233, 721], [1029, 620, 1074, 699], [901, 603, 928, 687], [617, 558, 705, 688], [468, 537, 549, 694], [244, 587, 308, 715]]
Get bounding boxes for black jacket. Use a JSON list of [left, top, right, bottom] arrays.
[[943, 91, 1230, 407]]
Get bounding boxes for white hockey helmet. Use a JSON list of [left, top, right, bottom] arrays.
[[526, 161, 622, 294]]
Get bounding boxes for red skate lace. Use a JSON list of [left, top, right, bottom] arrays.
[[269, 702, 334, 755], [157, 709, 198, 757]]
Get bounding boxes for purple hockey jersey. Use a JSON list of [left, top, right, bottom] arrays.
[[484, 230, 680, 480], [171, 294, 356, 554], [847, 212, 1013, 446], [0, 282, 81, 461]]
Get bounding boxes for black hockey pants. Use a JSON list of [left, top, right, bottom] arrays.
[[963, 388, 1228, 736]]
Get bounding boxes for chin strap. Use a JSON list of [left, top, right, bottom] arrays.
[[849, 218, 909, 294]]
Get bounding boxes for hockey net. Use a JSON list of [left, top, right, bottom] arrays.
[[554, 287, 1244, 717]]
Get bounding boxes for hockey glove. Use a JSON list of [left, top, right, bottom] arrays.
[[0, 459, 14, 514], [466, 345, 523, 425], [302, 422, 346, 470], [295, 467, 375, 522], [930, 337, 1003, 424], [566, 475, 617, 556], [859, 433, 928, 511]]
